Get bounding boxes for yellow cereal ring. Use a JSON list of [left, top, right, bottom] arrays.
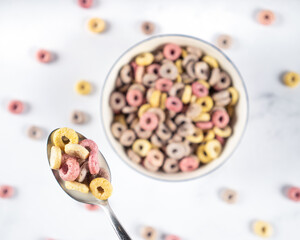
[[186, 128, 203, 143], [202, 55, 219, 68], [176, 74, 182, 83], [182, 85, 192, 104], [196, 96, 214, 112], [50, 146, 62, 170], [192, 112, 211, 122], [175, 59, 183, 74], [88, 18, 106, 33], [75, 80, 92, 95], [197, 145, 213, 163], [213, 126, 232, 138], [114, 114, 126, 126], [283, 72, 300, 88], [65, 181, 89, 194], [253, 221, 273, 238], [160, 93, 167, 110], [150, 90, 161, 107], [53, 127, 79, 150], [132, 139, 152, 157], [181, 49, 188, 58], [190, 95, 197, 103], [65, 143, 89, 160], [89, 177, 113, 200], [135, 52, 154, 66], [203, 129, 215, 141], [226, 105, 234, 117], [198, 79, 210, 89], [228, 87, 239, 106], [138, 104, 151, 118], [205, 139, 222, 159]]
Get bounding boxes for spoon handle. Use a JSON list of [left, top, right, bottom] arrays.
[[101, 201, 132, 240]]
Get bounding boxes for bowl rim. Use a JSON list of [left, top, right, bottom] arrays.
[[100, 33, 249, 182]]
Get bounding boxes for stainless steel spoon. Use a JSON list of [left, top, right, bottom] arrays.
[[46, 129, 131, 240]]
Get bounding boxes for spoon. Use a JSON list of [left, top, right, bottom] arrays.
[[46, 129, 131, 240]]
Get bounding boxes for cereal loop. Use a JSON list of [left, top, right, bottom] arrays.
[[89, 177, 113, 200], [53, 127, 79, 150], [135, 52, 154, 66], [253, 221, 273, 238], [8, 100, 24, 114], [257, 10, 275, 26], [88, 18, 106, 33], [163, 43, 182, 61], [166, 96, 183, 113], [36, 49, 52, 63], [126, 89, 143, 107], [75, 80, 92, 95], [0, 185, 14, 199], [287, 187, 300, 202], [78, 0, 93, 8], [283, 72, 300, 88]]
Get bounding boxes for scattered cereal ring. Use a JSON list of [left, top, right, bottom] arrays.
[[136, 52, 154, 66], [53, 127, 79, 150], [78, 0, 93, 8], [163, 43, 182, 61], [257, 10, 275, 26], [196, 96, 214, 112], [192, 82, 209, 98], [179, 156, 199, 172], [140, 112, 159, 131], [65, 181, 89, 194], [119, 129, 136, 147], [50, 146, 62, 170], [196, 121, 213, 130], [214, 71, 231, 90], [36, 49, 52, 63], [7, 100, 24, 114], [145, 149, 164, 167], [110, 92, 126, 111], [181, 49, 188, 58], [150, 90, 161, 107], [0, 185, 14, 199], [196, 145, 213, 163], [85, 204, 100, 211], [141, 226, 157, 240], [217, 35, 233, 49], [89, 177, 113, 200], [79, 139, 100, 174], [59, 156, 80, 181], [213, 126, 232, 138], [88, 18, 106, 33], [283, 72, 300, 88], [165, 235, 181, 240], [253, 220, 273, 238], [132, 139, 152, 157], [186, 128, 204, 143], [155, 78, 173, 92], [205, 139, 222, 159], [141, 21, 155, 35], [65, 143, 89, 160], [221, 188, 237, 204], [166, 96, 183, 113], [287, 187, 300, 202], [71, 110, 86, 124], [163, 158, 179, 173], [182, 85, 192, 104], [202, 55, 219, 68], [27, 126, 43, 140], [212, 110, 229, 128], [75, 80, 92, 95], [126, 89, 143, 107]]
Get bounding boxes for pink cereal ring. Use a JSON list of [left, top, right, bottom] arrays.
[[8, 100, 24, 114], [163, 43, 182, 61], [196, 121, 213, 130], [166, 96, 183, 113], [165, 235, 181, 240], [140, 112, 159, 131], [147, 64, 160, 75], [0, 185, 14, 199], [212, 110, 229, 128], [287, 187, 300, 202], [79, 139, 100, 175], [192, 82, 209, 97], [216, 135, 225, 145], [126, 89, 143, 107], [179, 156, 199, 172], [155, 78, 173, 92], [59, 156, 80, 181], [85, 204, 100, 211], [78, 0, 93, 8], [36, 49, 52, 63], [130, 61, 138, 72]]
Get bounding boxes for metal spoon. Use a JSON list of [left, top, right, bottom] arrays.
[[46, 129, 131, 240]]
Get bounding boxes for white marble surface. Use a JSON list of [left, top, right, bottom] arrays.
[[0, 0, 300, 239]]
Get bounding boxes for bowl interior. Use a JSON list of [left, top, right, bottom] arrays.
[[101, 34, 248, 181]]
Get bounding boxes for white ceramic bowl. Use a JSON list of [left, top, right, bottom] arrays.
[[101, 34, 248, 181]]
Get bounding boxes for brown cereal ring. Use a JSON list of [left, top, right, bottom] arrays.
[[166, 117, 177, 132], [194, 61, 210, 80], [215, 97, 231, 107], [175, 114, 192, 126], [122, 106, 138, 114], [159, 62, 178, 80], [156, 123, 172, 141], [127, 149, 141, 164], [120, 64, 133, 84], [147, 108, 165, 123], [212, 90, 230, 101], [186, 61, 196, 79], [135, 66, 145, 83], [150, 134, 165, 148], [145, 149, 164, 167], [76, 162, 88, 183], [186, 103, 202, 119], [118, 84, 130, 93], [154, 51, 164, 62], [177, 122, 195, 137], [111, 122, 127, 139], [119, 129, 136, 147], [221, 188, 237, 204], [126, 113, 136, 124], [163, 158, 179, 173], [182, 54, 198, 67], [115, 76, 122, 88], [27, 126, 43, 140], [143, 158, 159, 172], [71, 110, 86, 124], [169, 82, 184, 97], [133, 122, 152, 139], [110, 92, 126, 111], [141, 21, 155, 35], [217, 35, 233, 49], [208, 68, 221, 86], [166, 142, 186, 160], [128, 83, 146, 93], [214, 71, 231, 90], [142, 73, 158, 87], [187, 46, 203, 58]]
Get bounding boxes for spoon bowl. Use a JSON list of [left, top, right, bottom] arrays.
[[46, 128, 131, 240]]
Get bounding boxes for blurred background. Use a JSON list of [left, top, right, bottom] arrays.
[[0, 0, 300, 239]]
